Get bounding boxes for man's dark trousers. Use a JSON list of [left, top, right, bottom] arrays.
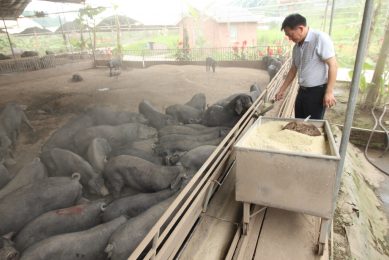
[[295, 84, 326, 120]]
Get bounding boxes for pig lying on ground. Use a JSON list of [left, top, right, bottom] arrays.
[[40, 148, 109, 196], [158, 124, 229, 138], [0, 134, 12, 164], [74, 123, 157, 155], [0, 158, 47, 200], [109, 146, 162, 165], [178, 145, 216, 172], [0, 174, 82, 236], [104, 155, 186, 196], [0, 103, 34, 146], [0, 236, 18, 260], [71, 74, 83, 82], [0, 163, 13, 189], [0, 53, 11, 60], [185, 93, 206, 111], [161, 94, 206, 125], [130, 139, 157, 151], [86, 138, 111, 174], [154, 133, 224, 157], [165, 104, 203, 124], [15, 200, 106, 252], [105, 197, 174, 260], [20, 216, 127, 260], [21, 51, 38, 58], [102, 188, 177, 222], [159, 129, 223, 144], [42, 114, 94, 152], [86, 107, 148, 126], [138, 100, 178, 130], [109, 138, 162, 164]]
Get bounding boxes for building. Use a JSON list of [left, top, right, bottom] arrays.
[[177, 7, 258, 48]]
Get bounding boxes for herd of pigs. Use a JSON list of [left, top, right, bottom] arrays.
[[0, 83, 261, 260]]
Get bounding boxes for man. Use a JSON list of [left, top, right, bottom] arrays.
[[275, 14, 337, 120]]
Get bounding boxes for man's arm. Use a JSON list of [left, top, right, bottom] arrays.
[[275, 64, 297, 101], [323, 57, 337, 107]]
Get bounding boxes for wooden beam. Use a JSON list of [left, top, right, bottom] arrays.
[[0, 0, 30, 19]]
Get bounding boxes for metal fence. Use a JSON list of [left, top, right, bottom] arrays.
[[0, 52, 93, 74], [121, 45, 290, 62], [0, 55, 55, 74], [0, 45, 289, 73]]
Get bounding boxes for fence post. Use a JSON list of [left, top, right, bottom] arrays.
[[142, 50, 145, 68]]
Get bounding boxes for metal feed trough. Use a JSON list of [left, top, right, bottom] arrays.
[[234, 116, 340, 255]]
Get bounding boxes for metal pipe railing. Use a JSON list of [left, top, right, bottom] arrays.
[[331, 0, 374, 221]]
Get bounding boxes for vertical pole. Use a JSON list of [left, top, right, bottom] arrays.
[[329, 0, 336, 36], [83, 4, 96, 67], [115, 13, 121, 56], [323, 0, 330, 31], [142, 49, 145, 68], [58, 14, 69, 52], [2, 18, 16, 59], [331, 0, 374, 221]]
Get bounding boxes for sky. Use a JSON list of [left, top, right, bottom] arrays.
[[24, 0, 223, 25]]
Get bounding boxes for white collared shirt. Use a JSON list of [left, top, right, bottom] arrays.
[[292, 28, 335, 87]]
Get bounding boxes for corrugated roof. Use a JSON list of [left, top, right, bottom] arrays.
[[0, 0, 84, 20]]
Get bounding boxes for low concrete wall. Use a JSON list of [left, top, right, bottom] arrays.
[[336, 125, 388, 149]]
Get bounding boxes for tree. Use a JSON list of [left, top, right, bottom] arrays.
[[79, 5, 106, 63], [367, 0, 382, 48], [106, 2, 122, 56], [75, 14, 86, 51], [115, 12, 121, 55], [364, 18, 389, 108]]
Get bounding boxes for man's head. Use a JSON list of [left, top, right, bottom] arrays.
[[281, 14, 307, 44]]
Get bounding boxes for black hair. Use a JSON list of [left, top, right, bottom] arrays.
[[281, 14, 307, 31]]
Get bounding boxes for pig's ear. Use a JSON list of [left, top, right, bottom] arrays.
[[72, 172, 81, 182], [2, 232, 14, 240], [100, 203, 107, 212], [105, 244, 114, 257], [235, 99, 243, 115]]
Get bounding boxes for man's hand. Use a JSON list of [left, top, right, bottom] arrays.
[[275, 89, 285, 101], [275, 65, 297, 102], [323, 91, 336, 108], [324, 57, 337, 108]]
